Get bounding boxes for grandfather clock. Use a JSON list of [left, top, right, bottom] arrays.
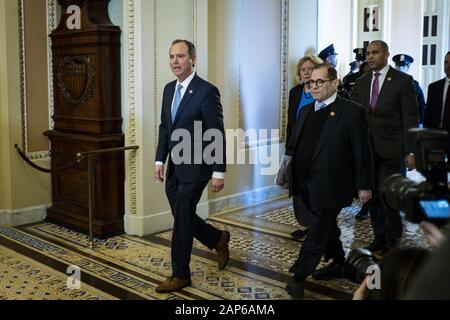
[[45, 0, 124, 237]]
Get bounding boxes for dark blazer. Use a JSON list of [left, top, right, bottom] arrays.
[[286, 84, 305, 144], [423, 78, 447, 129], [352, 66, 419, 158], [155, 74, 226, 183], [286, 96, 373, 211]]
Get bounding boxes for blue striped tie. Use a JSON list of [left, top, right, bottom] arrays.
[[314, 101, 327, 112], [171, 84, 183, 121]]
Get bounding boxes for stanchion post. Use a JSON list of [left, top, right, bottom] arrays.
[[88, 154, 95, 250]]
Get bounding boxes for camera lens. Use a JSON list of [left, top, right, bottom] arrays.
[[380, 174, 419, 214], [344, 248, 378, 284]]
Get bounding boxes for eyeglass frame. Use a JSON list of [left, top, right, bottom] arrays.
[[305, 78, 337, 89]]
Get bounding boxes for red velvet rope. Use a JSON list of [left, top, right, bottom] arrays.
[[14, 144, 85, 174]]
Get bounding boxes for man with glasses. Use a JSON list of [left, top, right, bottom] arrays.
[[284, 63, 373, 299]]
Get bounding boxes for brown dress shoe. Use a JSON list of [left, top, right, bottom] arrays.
[[155, 277, 191, 293], [215, 230, 230, 270]]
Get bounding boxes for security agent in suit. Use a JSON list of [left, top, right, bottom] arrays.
[[393, 54, 426, 125], [352, 40, 419, 254], [285, 63, 373, 299], [423, 51, 450, 130], [318, 44, 351, 99], [154, 40, 230, 293]]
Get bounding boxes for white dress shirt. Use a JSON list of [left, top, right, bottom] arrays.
[[370, 64, 391, 102], [156, 72, 225, 180], [315, 92, 337, 111]]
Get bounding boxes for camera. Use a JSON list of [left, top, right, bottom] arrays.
[[344, 248, 378, 284], [380, 129, 450, 225]]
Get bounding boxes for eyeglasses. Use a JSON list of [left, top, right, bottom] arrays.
[[305, 79, 334, 89]]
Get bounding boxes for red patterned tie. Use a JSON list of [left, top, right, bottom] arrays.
[[370, 72, 381, 111], [442, 85, 450, 130]]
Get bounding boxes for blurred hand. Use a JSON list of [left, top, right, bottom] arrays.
[[421, 221, 446, 248], [358, 190, 372, 204], [211, 178, 224, 193], [353, 276, 369, 300], [154, 165, 165, 183], [405, 154, 416, 171]]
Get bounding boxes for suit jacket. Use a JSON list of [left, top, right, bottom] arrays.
[[423, 78, 447, 129], [286, 84, 305, 144], [286, 96, 373, 211], [352, 66, 419, 158], [413, 80, 426, 124], [155, 74, 226, 183]]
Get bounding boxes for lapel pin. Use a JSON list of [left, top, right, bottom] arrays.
[[387, 77, 392, 82], [330, 112, 336, 117], [189, 90, 193, 94]]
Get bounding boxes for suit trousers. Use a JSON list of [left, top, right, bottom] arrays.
[[165, 172, 222, 279], [289, 178, 345, 279], [370, 148, 404, 244], [293, 195, 310, 227]]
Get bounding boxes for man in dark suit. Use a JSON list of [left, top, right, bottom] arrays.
[[285, 63, 373, 299], [352, 40, 419, 254], [154, 40, 229, 293], [423, 51, 450, 130]]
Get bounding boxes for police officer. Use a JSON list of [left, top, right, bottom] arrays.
[[343, 48, 367, 95], [393, 54, 426, 125], [318, 44, 350, 99]]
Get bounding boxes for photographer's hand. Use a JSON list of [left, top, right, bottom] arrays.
[[421, 221, 446, 248], [405, 154, 416, 171], [353, 276, 369, 300], [358, 190, 372, 204]]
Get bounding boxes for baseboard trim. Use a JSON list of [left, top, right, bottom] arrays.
[[0, 204, 50, 227], [206, 185, 288, 215], [125, 186, 287, 237]]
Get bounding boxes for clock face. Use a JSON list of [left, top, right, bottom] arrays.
[[58, 0, 83, 7]]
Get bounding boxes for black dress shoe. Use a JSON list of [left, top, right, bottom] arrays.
[[364, 241, 387, 253], [312, 262, 344, 281], [285, 277, 305, 299], [355, 204, 370, 220], [290, 229, 308, 239]]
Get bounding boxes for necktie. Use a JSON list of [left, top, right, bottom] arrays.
[[171, 84, 183, 121], [442, 84, 450, 130], [314, 101, 327, 112], [370, 72, 381, 111]]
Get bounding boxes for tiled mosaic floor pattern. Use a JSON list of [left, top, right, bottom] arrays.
[[0, 243, 116, 300], [0, 169, 433, 300]]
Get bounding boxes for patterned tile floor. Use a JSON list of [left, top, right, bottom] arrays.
[[0, 170, 435, 300], [0, 243, 116, 300]]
